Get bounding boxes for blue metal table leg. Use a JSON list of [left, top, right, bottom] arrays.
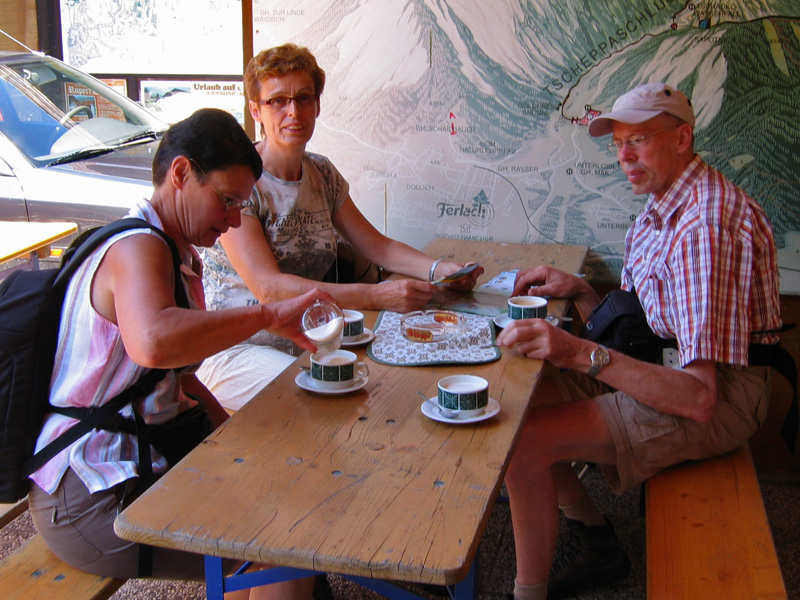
[[204, 558, 323, 598], [451, 557, 477, 599], [342, 556, 478, 600], [205, 556, 225, 600], [204, 554, 478, 599], [343, 576, 431, 599]]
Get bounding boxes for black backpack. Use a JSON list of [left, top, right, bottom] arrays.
[[0, 218, 188, 503]]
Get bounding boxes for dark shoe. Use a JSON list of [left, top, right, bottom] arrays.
[[417, 582, 450, 597], [547, 517, 631, 599], [312, 574, 333, 600]]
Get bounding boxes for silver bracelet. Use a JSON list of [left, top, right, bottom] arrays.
[[429, 259, 442, 282]]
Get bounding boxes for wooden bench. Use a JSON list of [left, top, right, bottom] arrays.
[[0, 499, 28, 529], [646, 443, 787, 599], [0, 499, 126, 600]]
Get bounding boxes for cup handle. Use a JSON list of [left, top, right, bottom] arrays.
[[356, 362, 369, 379]]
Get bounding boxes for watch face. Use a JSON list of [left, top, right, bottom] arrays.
[[589, 345, 609, 376], [593, 347, 609, 364]]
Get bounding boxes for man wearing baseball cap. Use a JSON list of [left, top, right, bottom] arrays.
[[497, 82, 782, 600]]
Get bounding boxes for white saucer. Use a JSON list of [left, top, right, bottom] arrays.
[[420, 397, 500, 424], [295, 371, 369, 394], [493, 314, 558, 329], [340, 327, 375, 347], [493, 314, 512, 329]]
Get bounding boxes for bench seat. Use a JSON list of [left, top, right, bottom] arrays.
[[646, 444, 787, 599], [0, 499, 28, 529], [0, 534, 125, 600]]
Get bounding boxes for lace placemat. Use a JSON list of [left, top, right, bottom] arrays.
[[367, 310, 501, 366]]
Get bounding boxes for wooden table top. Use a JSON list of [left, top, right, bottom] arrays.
[[0, 221, 78, 264], [115, 240, 587, 586]]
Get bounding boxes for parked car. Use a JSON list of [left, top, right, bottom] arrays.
[[0, 51, 168, 255]]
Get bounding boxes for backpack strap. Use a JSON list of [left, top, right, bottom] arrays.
[[21, 368, 167, 477], [24, 218, 190, 477], [56, 217, 189, 308]]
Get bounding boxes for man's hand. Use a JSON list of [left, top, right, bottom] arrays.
[[512, 266, 580, 298], [512, 266, 600, 320], [497, 316, 720, 423], [496, 317, 588, 369]]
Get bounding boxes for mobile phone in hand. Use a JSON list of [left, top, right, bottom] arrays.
[[433, 263, 481, 286]]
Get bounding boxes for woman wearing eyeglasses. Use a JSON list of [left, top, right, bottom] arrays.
[[27, 109, 327, 600], [199, 44, 482, 413]]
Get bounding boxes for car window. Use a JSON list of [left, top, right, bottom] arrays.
[[0, 55, 166, 166]]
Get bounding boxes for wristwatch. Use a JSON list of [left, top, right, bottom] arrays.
[[588, 344, 610, 377]]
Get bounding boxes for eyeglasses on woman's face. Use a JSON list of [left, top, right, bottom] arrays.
[[258, 93, 317, 111], [189, 159, 253, 212]]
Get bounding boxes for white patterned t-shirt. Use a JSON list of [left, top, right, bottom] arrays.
[[202, 153, 349, 350]]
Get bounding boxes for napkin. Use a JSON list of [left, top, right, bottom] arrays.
[[367, 310, 501, 366]]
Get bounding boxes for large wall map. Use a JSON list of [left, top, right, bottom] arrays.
[[264, 1, 796, 291], [61, 0, 242, 75]]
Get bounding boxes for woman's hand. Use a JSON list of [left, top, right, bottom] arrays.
[[435, 261, 484, 291], [372, 280, 437, 313], [259, 288, 334, 353]]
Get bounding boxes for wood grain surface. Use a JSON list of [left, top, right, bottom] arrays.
[[115, 241, 587, 586]]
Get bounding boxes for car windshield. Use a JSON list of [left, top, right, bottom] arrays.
[[0, 54, 167, 167]]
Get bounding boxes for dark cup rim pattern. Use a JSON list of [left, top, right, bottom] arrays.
[[437, 375, 490, 412], [343, 310, 364, 338], [438, 388, 489, 411], [508, 296, 547, 320], [311, 361, 355, 383], [311, 350, 358, 384]]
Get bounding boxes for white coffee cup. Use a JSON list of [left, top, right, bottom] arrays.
[[507, 296, 547, 320], [342, 309, 365, 341], [309, 349, 369, 389], [437, 374, 489, 418]]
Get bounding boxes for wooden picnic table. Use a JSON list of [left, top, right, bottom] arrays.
[[0, 221, 77, 271], [115, 239, 588, 599]]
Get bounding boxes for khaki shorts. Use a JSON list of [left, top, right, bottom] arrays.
[[29, 468, 239, 580], [554, 365, 772, 493]]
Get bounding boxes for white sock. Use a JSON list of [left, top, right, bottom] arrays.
[[513, 580, 548, 600], [559, 491, 605, 527]]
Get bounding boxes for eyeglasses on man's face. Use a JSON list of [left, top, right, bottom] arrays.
[[188, 159, 253, 212], [607, 127, 678, 153], [258, 93, 317, 111]]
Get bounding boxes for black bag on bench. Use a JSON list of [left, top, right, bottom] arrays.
[[581, 289, 798, 453], [580, 289, 670, 363]]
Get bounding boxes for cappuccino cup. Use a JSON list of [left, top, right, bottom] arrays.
[[437, 374, 489, 418], [507, 295, 547, 320], [342, 309, 365, 341], [309, 349, 369, 389]]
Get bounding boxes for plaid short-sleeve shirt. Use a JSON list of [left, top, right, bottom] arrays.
[[622, 155, 781, 367]]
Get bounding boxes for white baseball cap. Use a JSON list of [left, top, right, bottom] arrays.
[[588, 82, 695, 137]]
